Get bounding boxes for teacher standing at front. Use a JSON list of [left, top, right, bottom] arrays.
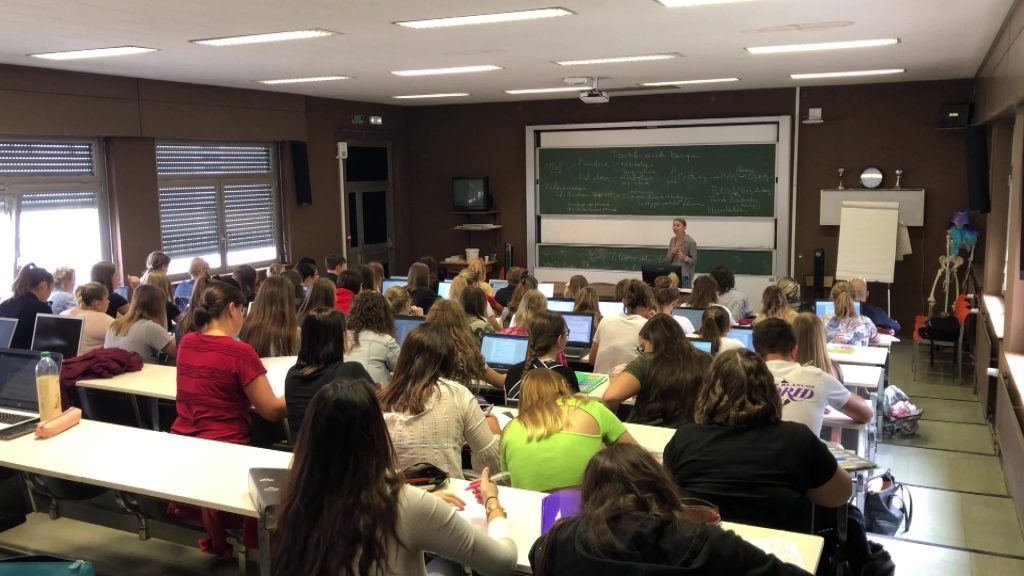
[[666, 217, 697, 288]]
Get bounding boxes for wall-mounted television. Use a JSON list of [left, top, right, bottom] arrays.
[[452, 177, 492, 212]]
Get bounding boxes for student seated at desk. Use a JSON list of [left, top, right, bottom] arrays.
[[297, 278, 337, 324], [710, 265, 753, 321], [824, 281, 879, 346], [285, 307, 372, 439], [793, 313, 844, 382], [501, 275, 538, 329], [850, 278, 901, 333], [91, 261, 129, 318], [685, 275, 735, 327], [461, 286, 499, 344], [171, 280, 286, 559], [502, 289, 546, 337], [696, 306, 745, 355], [754, 285, 798, 326], [345, 290, 400, 387], [501, 369, 635, 493], [562, 274, 589, 300], [754, 319, 872, 436], [379, 323, 500, 478], [239, 276, 299, 357], [603, 314, 711, 426], [406, 262, 438, 316], [144, 271, 183, 332], [591, 279, 654, 375], [48, 266, 77, 316], [62, 282, 113, 355], [504, 311, 579, 404], [104, 285, 175, 364], [0, 263, 53, 349], [335, 269, 363, 314], [572, 286, 603, 328], [426, 300, 505, 390], [653, 274, 695, 334], [494, 266, 523, 308], [529, 443, 810, 576], [384, 285, 423, 317], [777, 275, 815, 314], [273, 379, 517, 576]]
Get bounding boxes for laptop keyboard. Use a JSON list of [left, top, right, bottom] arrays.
[[564, 346, 588, 358], [0, 412, 33, 425]]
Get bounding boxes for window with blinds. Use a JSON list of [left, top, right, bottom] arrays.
[[0, 142, 94, 177], [156, 142, 280, 275]]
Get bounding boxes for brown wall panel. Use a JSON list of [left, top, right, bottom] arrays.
[[104, 138, 160, 277], [985, 120, 1014, 291]]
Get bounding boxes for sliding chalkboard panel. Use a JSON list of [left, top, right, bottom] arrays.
[[538, 144, 776, 216], [538, 245, 773, 276]]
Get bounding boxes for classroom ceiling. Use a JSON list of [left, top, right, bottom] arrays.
[[0, 0, 1013, 105]]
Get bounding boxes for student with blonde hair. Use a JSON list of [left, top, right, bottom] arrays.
[[793, 312, 844, 382], [502, 276, 539, 329], [62, 282, 113, 354], [753, 285, 797, 326], [104, 285, 175, 364], [467, 258, 494, 296], [571, 286, 603, 328], [776, 275, 812, 313], [384, 285, 423, 317], [500, 369, 636, 492], [502, 289, 547, 337], [824, 280, 879, 346], [239, 276, 300, 357], [49, 266, 77, 315], [653, 275, 694, 334]]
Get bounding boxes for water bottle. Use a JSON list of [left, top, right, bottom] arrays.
[[36, 352, 61, 421]]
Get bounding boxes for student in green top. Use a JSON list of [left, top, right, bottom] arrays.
[[500, 369, 637, 493], [603, 313, 712, 426]]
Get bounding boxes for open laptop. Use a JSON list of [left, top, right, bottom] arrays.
[[31, 314, 84, 359], [480, 334, 529, 373], [382, 277, 407, 292], [537, 282, 555, 298], [815, 300, 861, 317], [546, 298, 575, 313], [394, 315, 425, 346], [561, 312, 595, 360], [672, 307, 706, 330], [0, 348, 50, 436], [438, 280, 452, 299], [0, 318, 16, 349], [730, 327, 754, 350], [489, 279, 509, 292], [690, 339, 714, 355], [598, 300, 623, 318]]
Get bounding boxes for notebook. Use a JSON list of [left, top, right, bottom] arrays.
[[815, 300, 861, 317], [673, 307, 706, 329], [546, 298, 575, 313], [480, 334, 529, 373], [0, 348, 50, 436], [730, 327, 754, 349], [0, 318, 16, 349], [31, 314, 84, 359], [561, 312, 595, 359], [394, 315, 425, 346]]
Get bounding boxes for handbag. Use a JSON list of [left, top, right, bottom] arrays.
[[402, 462, 449, 492], [864, 470, 913, 536], [0, 556, 95, 575]]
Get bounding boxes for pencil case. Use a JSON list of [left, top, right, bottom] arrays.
[[35, 408, 82, 439]]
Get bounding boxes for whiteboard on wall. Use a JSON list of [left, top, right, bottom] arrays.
[[835, 201, 900, 283]]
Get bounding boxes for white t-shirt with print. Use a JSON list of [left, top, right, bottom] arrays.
[[766, 359, 852, 436], [592, 313, 647, 375]]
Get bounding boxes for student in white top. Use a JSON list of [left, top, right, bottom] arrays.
[[273, 377, 516, 576], [753, 318, 873, 436], [61, 282, 113, 355], [652, 274, 694, 334], [103, 285, 175, 364], [591, 279, 655, 375], [345, 290, 401, 387], [696, 306, 745, 355]]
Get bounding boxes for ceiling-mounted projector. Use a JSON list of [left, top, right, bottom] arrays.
[[580, 88, 609, 104]]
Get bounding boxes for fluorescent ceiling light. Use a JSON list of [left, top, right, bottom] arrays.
[[29, 46, 156, 61], [641, 77, 739, 86], [790, 68, 905, 80], [657, 0, 756, 6], [747, 38, 899, 55], [555, 54, 678, 66], [259, 76, 351, 85], [391, 65, 502, 76], [505, 87, 584, 94], [192, 29, 337, 47], [393, 93, 470, 99], [396, 7, 573, 29]]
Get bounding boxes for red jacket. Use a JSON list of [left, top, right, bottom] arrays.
[[59, 347, 144, 410], [335, 287, 355, 314]]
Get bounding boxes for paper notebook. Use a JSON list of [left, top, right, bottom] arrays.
[[575, 372, 608, 394]]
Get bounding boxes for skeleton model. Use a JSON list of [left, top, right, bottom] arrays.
[[927, 211, 977, 317]]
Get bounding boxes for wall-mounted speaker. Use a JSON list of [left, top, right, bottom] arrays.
[[289, 140, 312, 206], [937, 104, 971, 129], [966, 124, 991, 214]]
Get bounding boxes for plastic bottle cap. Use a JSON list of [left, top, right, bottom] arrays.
[[40, 351, 50, 358]]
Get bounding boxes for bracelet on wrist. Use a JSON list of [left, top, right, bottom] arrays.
[[484, 496, 499, 508]]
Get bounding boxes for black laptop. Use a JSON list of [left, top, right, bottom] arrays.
[[0, 348, 56, 438], [560, 312, 595, 360]]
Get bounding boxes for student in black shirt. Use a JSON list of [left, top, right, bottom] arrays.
[[504, 310, 579, 404], [91, 261, 129, 318], [284, 307, 372, 440], [406, 262, 439, 315], [0, 263, 53, 349], [494, 266, 524, 308]]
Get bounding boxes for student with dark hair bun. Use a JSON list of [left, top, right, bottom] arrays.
[[171, 279, 286, 559], [0, 263, 54, 349]]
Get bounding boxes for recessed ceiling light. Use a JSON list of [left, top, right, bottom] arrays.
[[790, 68, 906, 80], [505, 86, 584, 94], [641, 77, 740, 86], [259, 76, 351, 85], [393, 93, 471, 99], [192, 29, 337, 47], [390, 65, 502, 76], [747, 38, 899, 55], [656, 0, 756, 7], [555, 54, 679, 66], [29, 46, 157, 61], [396, 7, 574, 29]]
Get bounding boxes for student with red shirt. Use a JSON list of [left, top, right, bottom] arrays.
[[171, 279, 286, 559]]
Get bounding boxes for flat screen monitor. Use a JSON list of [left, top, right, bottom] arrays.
[[641, 263, 682, 286], [815, 301, 861, 317], [31, 314, 83, 359], [489, 279, 509, 291], [438, 280, 452, 299], [480, 334, 529, 370], [730, 327, 754, 349], [672, 307, 706, 330], [452, 177, 492, 212], [598, 300, 623, 318], [537, 283, 555, 298], [382, 278, 406, 292], [547, 298, 575, 313], [0, 318, 16, 349], [690, 339, 714, 354], [560, 312, 595, 347], [394, 315, 425, 346]]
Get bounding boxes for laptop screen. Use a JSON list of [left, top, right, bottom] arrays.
[[673, 307, 706, 329], [438, 281, 452, 299], [489, 279, 509, 291], [382, 278, 407, 292], [598, 301, 623, 318], [480, 334, 529, 367], [394, 315, 425, 346], [32, 314, 83, 359], [0, 318, 16, 349], [690, 339, 714, 354], [547, 298, 575, 313], [561, 312, 595, 347], [0, 348, 45, 411], [730, 327, 753, 349], [537, 283, 555, 298], [815, 301, 861, 316]]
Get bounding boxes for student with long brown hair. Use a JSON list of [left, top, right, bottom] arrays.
[[239, 276, 299, 357], [406, 261, 439, 315], [603, 313, 711, 424], [379, 323, 501, 478], [425, 299, 505, 389], [562, 274, 589, 300], [273, 378, 516, 576], [91, 260, 129, 318], [144, 271, 183, 331], [105, 285, 175, 364], [140, 250, 171, 286], [61, 282, 113, 354], [502, 275, 538, 329], [502, 289, 547, 337], [824, 280, 879, 346], [571, 285, 603, 328], [0, 263, 53, 349], [591, 279, 654, 374], [461, 285, 499, 343], [500, 369, 636, 492], [696, 306, 744, 355], [345, 290, 400, 387], [754, 285, 797, 326], [232, 264, 258, 304], [494, 266, 524, 307], [793, 312, 844, 381], [296, 278, 337, 324], [503, 311, 579, 404]]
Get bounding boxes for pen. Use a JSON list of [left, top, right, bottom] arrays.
[[466, 472, 510, 489]]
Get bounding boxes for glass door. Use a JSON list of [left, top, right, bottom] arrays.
[[343, 144, 394, 274]]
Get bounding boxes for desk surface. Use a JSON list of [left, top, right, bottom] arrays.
[[984, 295, 1006, 340], [838, 363, 883, 390], [828, 344, 889, 366], [0, 419, 291, 517]]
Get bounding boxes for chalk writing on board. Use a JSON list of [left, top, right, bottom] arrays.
[[537, 245, 774, 276]]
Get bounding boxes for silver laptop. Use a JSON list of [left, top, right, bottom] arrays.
[[598, 300, 623, 318], [480, 334, 529, 373], [560, 312, 595, 360], [673, 307, 706, 330], [730, 327, 754, 349], [31, 314, 84, 359], [394, 315, 426, 346], [0, 348, 47, 434], [546, 298, 575, 313], [0, 318, 16, 349], [537, 282, 555, 298], [690, 339, 714, 355]]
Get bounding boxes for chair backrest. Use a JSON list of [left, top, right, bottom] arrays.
[[682, 489, 814, 534], [953, 294, 971, 325]]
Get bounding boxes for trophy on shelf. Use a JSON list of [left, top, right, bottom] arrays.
[[837, 168, 845, 190], [894, 169, 903, 189]]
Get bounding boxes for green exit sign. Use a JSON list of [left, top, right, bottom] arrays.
[[351, 114, 365, 124]]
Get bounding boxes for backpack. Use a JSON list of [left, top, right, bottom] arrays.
[[918, 314, 959, 342]]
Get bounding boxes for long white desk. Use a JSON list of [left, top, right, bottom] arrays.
[[828, 344, 889, 367]]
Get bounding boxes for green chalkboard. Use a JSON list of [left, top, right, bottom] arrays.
[[538, 144, 776, 216], [537, 245, 774, 276]]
